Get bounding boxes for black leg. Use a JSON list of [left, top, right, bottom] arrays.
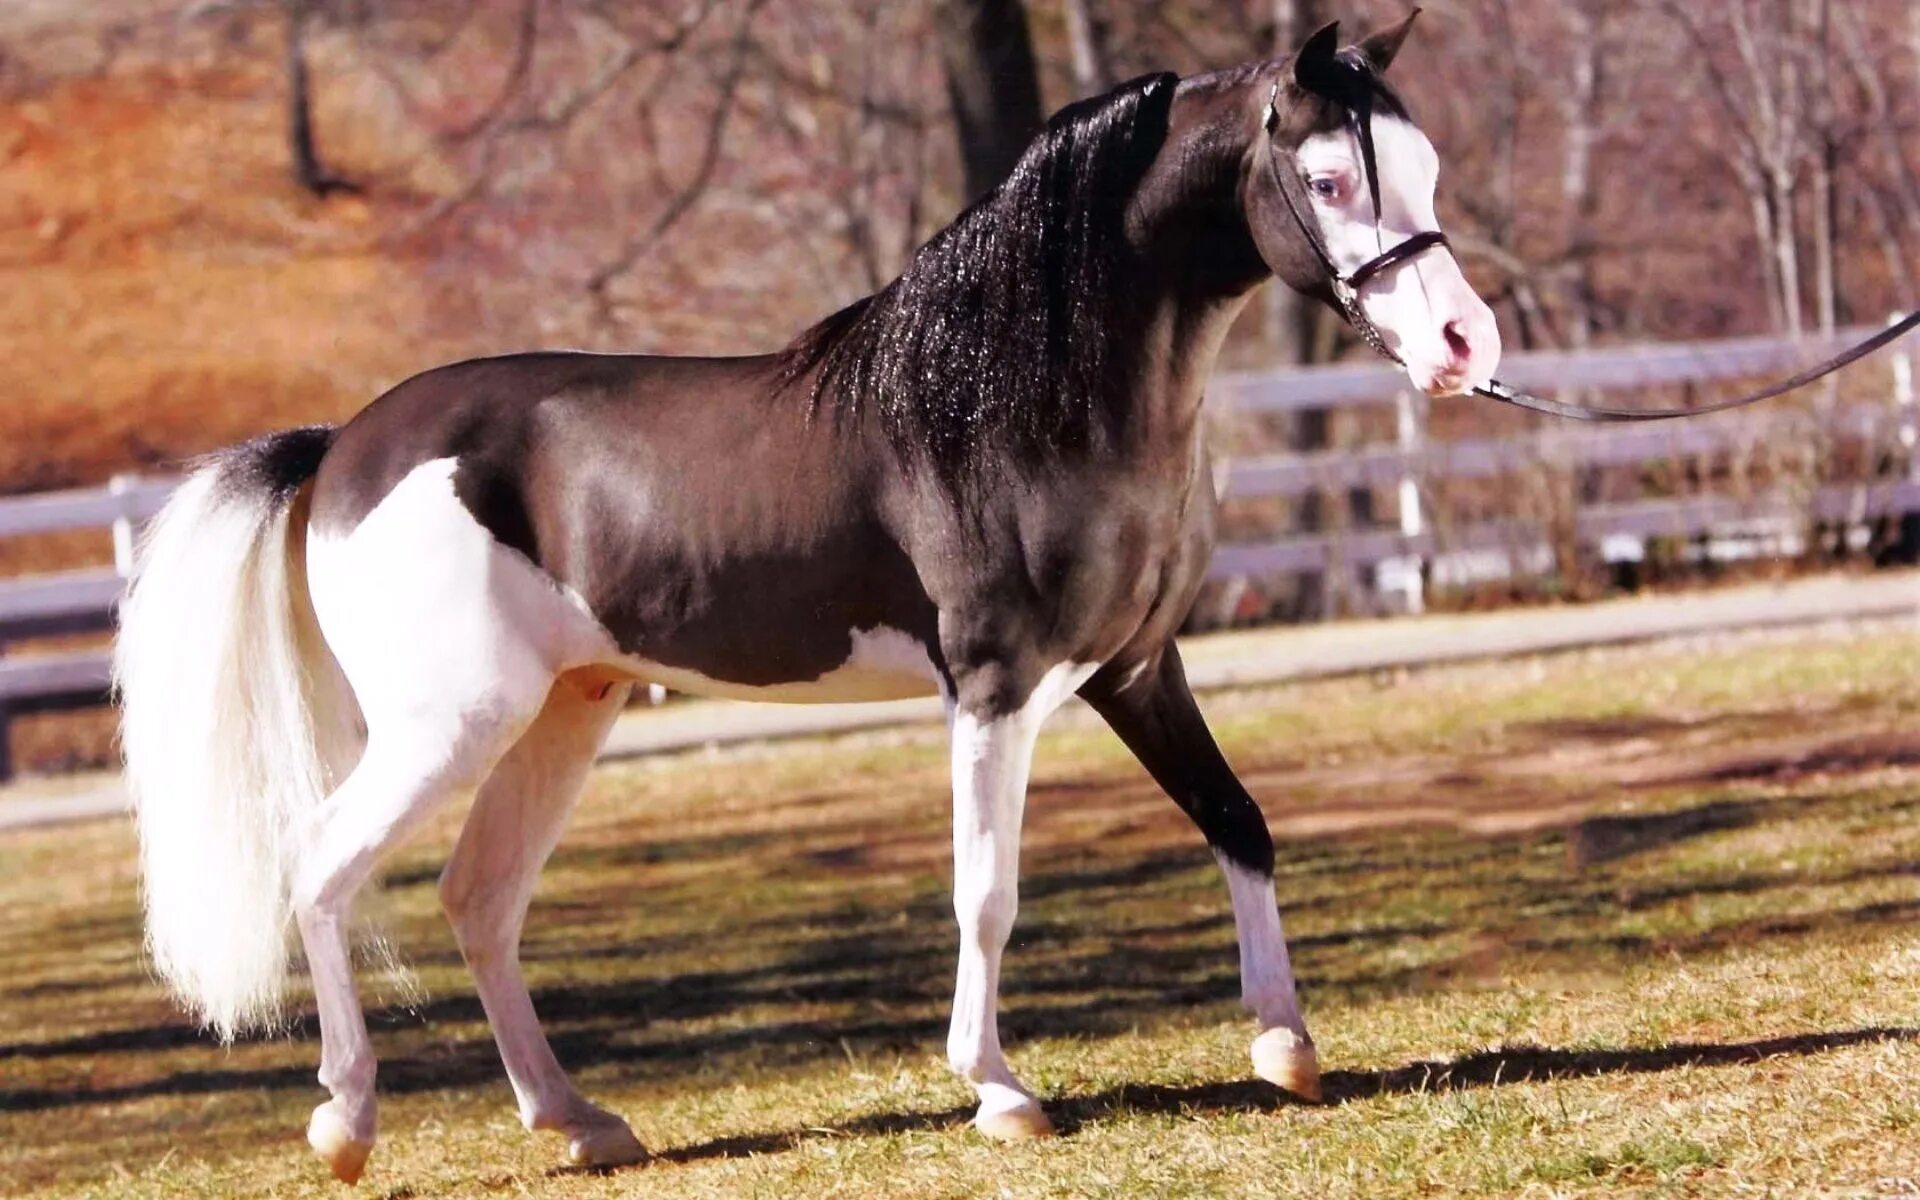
[[1080, 646, 1273, 873], [1080, 644, 1321, 1100]]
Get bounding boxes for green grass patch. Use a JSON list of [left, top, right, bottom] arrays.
[[3, 622, 1919, 1198]]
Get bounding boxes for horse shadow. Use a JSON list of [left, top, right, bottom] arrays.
[[8, 771, 1920, 1124], [639, 1025, 1919, 1168]]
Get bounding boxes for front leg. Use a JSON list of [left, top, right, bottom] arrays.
[[1080, 646, 1321, 1101], [944, 659, 1093, 1140]]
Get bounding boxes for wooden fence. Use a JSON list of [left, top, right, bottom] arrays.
[[0, 324, 1914, 778], [1204, 321, 1919, 614]]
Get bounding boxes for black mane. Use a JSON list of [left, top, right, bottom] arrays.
[[779, 73, 1180, 482]]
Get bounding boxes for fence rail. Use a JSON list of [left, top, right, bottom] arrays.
[[0, 325, 1914, 779]]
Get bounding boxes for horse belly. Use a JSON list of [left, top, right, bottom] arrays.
[[610, 625, 941, 704]]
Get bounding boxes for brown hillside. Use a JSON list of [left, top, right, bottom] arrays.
[[1, 63, 446, 495]]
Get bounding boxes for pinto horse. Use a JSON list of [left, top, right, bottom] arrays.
[[116, 13, 1499, 1182]]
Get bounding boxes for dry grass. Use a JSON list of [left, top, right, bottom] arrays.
[[4, 623, 1920, 1198]]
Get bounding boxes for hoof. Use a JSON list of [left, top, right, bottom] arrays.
[[307, 1102, 374, 1184], [974, 1095, 1055, 1142], [566, 1120, 648, 1169], [1251, 1027, 1322, 1102]]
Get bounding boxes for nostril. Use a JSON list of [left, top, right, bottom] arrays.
[[1442, 319, 1471, 364]]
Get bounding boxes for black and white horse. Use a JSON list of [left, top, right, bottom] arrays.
[[116, 14, 1498, 1182]]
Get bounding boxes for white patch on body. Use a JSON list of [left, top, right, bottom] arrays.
[[316, 461, 938, 708], [307, 458, 610, 721], [1297, 116, 1501, 394], [297, 456, 615, 1165]]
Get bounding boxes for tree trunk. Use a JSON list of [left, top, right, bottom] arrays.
[[285, 0, 355, 197], [1807, 0, 1837, 336], [1771, 166, 1803, 337], [1561, 0, 1602, 354], [1062, 0, 1113, 99], [1860, 188, 1919, 310], [1744, 167, 1786, 332], [932, 0, 1044, 203], [1264, 0, 1323, 368]]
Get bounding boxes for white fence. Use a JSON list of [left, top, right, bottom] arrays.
[[0, 325, 1914, 778], [1205, 322, 1919, 615], [0, 475, 175, 776]]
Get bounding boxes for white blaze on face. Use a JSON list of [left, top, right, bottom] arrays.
[[1296, 116, 1502, 396]]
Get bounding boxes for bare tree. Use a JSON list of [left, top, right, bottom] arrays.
[[284, 0, 356, 196], [1836, 0, 1920, 308], [1557, 0, 1603, 351], [932, 0, 1045, 200], [1662, 0, 1828, 335], [585, 0, 769, 324], [1063, 0, 1116, 97]]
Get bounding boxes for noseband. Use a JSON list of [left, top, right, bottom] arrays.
[[1261, 77, 1920, 422]]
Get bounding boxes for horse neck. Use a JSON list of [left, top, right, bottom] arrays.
[[1116, 89, 1271, 449]]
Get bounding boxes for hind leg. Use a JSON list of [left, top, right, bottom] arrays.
[[438, 675, 644, 1168], [294, 691, 546, 1182], [296, 456, 613, 1181]]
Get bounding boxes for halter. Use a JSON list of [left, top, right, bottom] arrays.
[[1261, 79, 1451, 364], [1262, 75, 1920, 422]]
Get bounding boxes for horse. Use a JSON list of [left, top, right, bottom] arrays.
[[114, 12, 1499, 1182]]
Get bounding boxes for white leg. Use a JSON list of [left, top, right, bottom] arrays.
[[293, 706, 536, 1183], [1220, 857, 1320, 1100], [947, 703, 1052, 1139], [438, 677, 645, 1168]]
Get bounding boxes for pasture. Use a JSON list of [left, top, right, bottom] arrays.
[[5, 620, 1920, 1199]]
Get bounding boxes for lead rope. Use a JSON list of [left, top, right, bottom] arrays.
[[1468, 311, 1920, 422], [1262, 82, 1920, 422]]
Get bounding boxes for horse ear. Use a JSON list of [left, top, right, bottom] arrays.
[[1354, 8, 1420, 74], [1293, 20, 1342, 92]]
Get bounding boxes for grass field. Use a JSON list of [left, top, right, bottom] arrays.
[[4, 622, 1920, 1199]]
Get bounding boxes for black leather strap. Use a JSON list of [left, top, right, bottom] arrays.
[[1470, 309, 1920, 421], [1348, 230, 1451, 291], [1259, 95, 1448, 363]]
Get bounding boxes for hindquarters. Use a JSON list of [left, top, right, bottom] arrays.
[[293, 453, 639, 1181], [306, 455, 616, 733]]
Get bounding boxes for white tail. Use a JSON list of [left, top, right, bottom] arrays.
[[115, 430, 357, 1041]]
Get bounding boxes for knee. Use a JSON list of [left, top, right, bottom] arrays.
[[436, 864, 473, 927], [954, 880, 1017, 947]]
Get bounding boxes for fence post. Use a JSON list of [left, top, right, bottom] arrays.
[[1893, 313, 1918, 562], [109, 474, 140, 578], [1374, 390, 1426, 614]]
